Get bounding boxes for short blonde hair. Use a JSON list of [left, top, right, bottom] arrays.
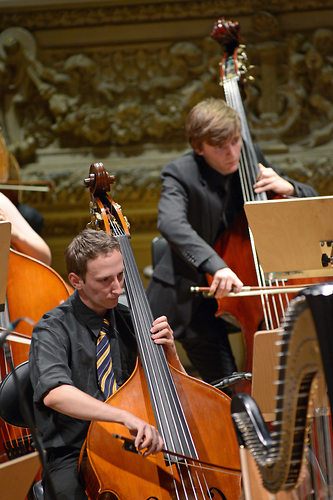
[[186, 98, 241, 151], [65, 229, 121, 280]]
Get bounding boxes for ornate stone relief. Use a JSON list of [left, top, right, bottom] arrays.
[[1, 6, 333, 212], [0, 26, 224, 163], [245, 12, 333, 151], [2, 16, 333, 158]]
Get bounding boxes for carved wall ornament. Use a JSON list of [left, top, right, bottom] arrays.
[[0, 27, 224, 161], [1, 2, 333, 281], [1, 10, 333, 199]]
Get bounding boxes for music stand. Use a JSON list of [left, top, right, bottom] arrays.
[[0, 221, 11, 313], [0, 452, 41, 500], [245, 196, 333, 419], [244, 195, 333, 280]]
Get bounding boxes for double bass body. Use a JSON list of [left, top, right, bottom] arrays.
[[80, 361, 241, 500], [4, 249, 72, 367]]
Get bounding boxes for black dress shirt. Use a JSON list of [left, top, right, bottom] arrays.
[[29, 290, 137, 453]]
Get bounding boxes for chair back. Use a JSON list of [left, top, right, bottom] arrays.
[[0, 361, 35, 427], [151, 235, 168, 268]]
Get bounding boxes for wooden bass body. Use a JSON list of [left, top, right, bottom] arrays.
[[80, 360, 242, 500]]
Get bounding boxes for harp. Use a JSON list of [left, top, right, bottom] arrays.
[[231, 282, 333, 498]]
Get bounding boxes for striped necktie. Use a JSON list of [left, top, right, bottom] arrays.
[[96, 318, 117, 399]]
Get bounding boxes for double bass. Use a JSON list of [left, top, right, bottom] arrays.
[[0, 127, 72, 466], [206, 18, 326, 393], [79, 163, 242, 499]]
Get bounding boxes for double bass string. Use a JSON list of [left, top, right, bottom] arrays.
[[115, 237, 208, 498], [117, 237, 191, 454], [223, 78, 261, 202], [105, 211, 190, 451], [224, 77, 273, 329], [106, 211, 216, 499], [223, 76, 293, 330]]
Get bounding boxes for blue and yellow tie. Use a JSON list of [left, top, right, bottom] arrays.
[[96, 318, 117, 399]]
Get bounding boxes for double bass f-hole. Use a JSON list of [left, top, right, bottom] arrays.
[[79, 162, 242, 500]]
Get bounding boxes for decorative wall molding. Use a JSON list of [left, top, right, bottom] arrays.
[[1, 0, 332, 280], [2, 13, 333, 166], [0, 2, 332, 219], [1, 1, 333, 31]]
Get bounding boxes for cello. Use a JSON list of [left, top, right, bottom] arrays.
[[79, 163, 242, 499]]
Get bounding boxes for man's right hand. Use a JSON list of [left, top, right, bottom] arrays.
[[122, 411, 164, 457], [209, 267, 243, 299]]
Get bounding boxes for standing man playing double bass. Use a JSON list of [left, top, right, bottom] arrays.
[[146, 97, 318, 390], [29, 229, 185, 500]]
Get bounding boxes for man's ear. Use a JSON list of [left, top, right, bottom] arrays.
[[194, 146, 203, 156], [68, 272, 84, 290]]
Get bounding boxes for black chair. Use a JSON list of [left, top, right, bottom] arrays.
[[151, 235, 169, 269], [0, 360, 34, 428], [32, 480, 44, 500], [143, 235, 169, 279], [0, 361, 44, 500]]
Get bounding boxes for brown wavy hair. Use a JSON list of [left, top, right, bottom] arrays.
[[186, 98, 241, 151]]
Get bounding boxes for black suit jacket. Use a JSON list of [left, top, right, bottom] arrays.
[[146, 147, 317, 338]]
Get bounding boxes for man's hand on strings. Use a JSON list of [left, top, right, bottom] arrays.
[[253, 164, 295, 196], [150, 316, 186, 373], [210, 268, 243, 299], [150, 316, 174, 347]]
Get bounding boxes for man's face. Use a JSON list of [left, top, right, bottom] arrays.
[[195, 135, 242, 175], [70, 250, 125, 315]]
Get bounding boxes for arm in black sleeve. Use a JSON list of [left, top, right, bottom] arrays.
[[157, 159, 227, 274]]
